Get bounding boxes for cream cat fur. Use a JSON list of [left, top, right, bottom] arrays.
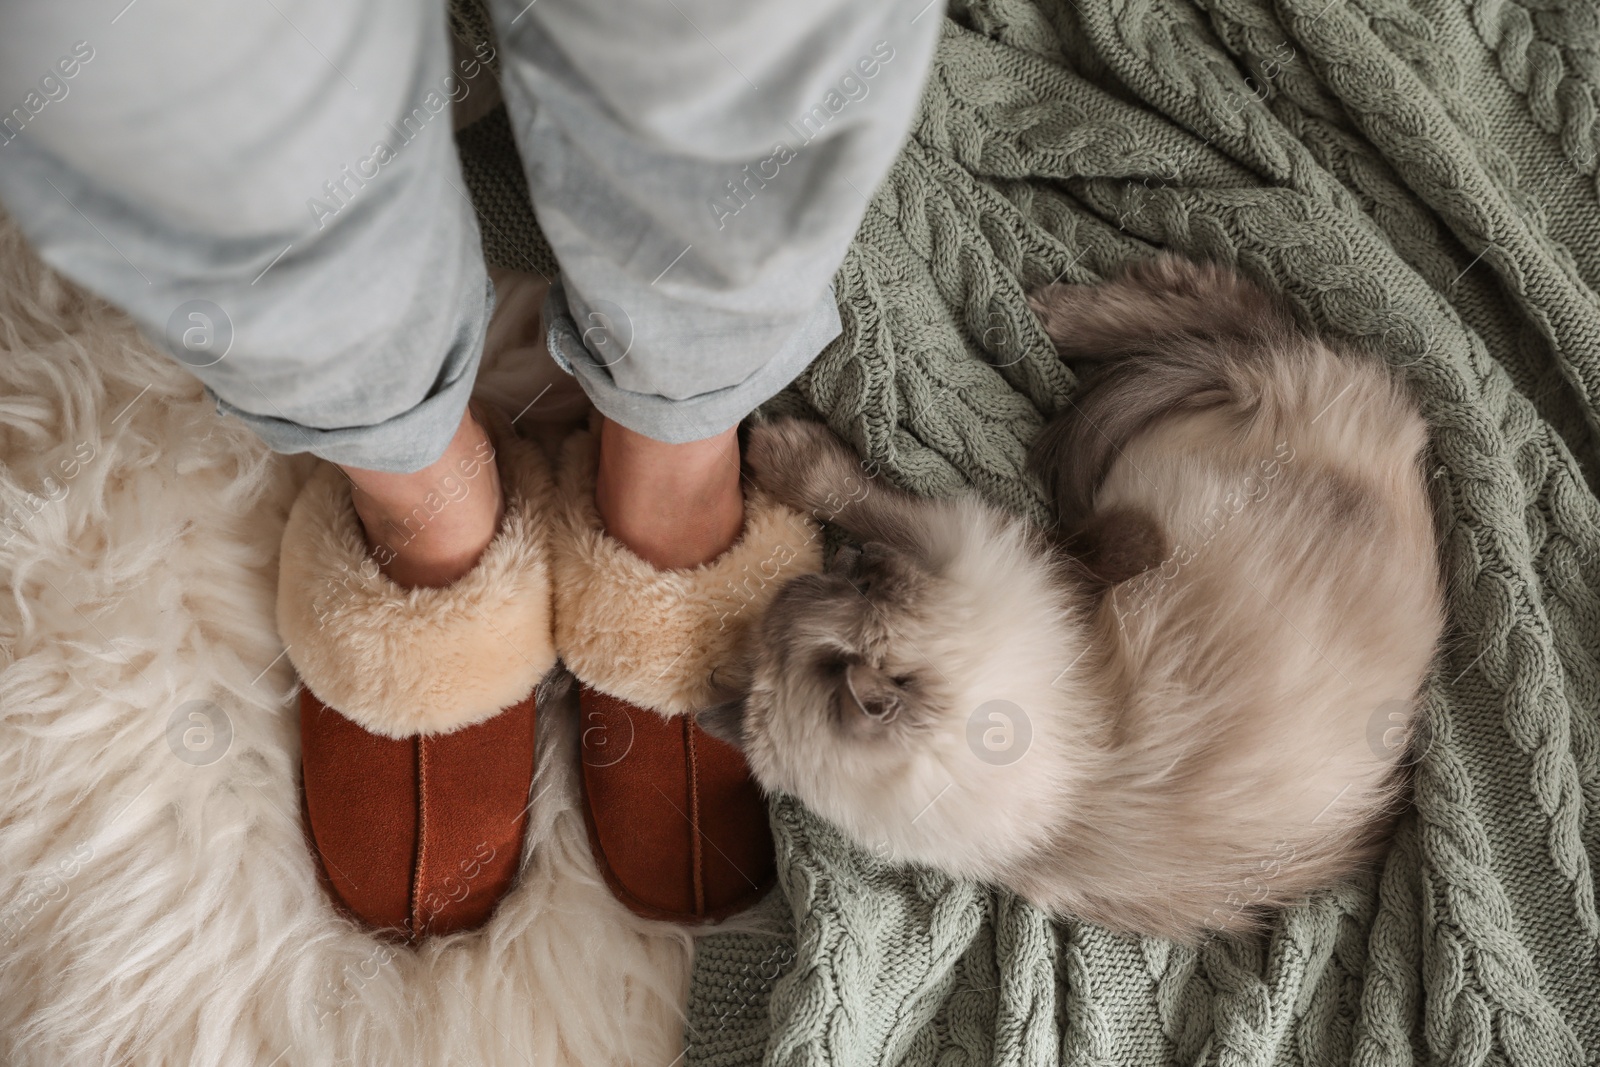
[[702, 255, 1445, 942]]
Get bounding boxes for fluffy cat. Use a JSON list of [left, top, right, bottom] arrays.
[[700, 254, 1446, 942]]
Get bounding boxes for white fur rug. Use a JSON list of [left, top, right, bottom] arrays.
[[0, 217, 719, 1066]]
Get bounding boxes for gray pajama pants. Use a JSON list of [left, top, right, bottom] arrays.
[[0, 0, 940, 471]]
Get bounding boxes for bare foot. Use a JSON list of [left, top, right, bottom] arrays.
[[339, 407, 505, 589], [593, 417, 743, 569]]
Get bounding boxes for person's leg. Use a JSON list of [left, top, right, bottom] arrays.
[[491, 0, 942, 568], [345, 407, 504, 587], [593, 421, 741, 569], [0, 0, 500, 582]]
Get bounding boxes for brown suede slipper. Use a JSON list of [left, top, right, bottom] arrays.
[[549, 430, 822, 923], [275, 408, 557, 939]]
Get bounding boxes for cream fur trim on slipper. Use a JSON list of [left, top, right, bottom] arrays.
[[275, 411, 557, 738], [550, 430, 822, 716]]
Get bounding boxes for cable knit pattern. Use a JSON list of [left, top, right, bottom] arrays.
[[449, 0, 1600, 1060]]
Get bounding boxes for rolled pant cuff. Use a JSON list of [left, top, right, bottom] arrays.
[[212, 277, 496, 474], [540, 276, 841, 445]]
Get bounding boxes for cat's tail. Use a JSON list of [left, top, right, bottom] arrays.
[[1027, 254, 1306, 519]]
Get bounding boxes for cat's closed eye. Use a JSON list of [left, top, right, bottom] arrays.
[[835, 663, 920, 727]]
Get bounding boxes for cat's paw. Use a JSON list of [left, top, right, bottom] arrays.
[[744, 417, 866, 517]]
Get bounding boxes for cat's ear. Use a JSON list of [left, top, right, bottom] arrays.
[[696, 697, 748, 749], [840, 663, 908, 724]]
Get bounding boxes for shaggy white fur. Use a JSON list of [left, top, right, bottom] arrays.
[[276, 412, 557, 738], [0, 233, 711, 1065], [549, 431, 822, 715]]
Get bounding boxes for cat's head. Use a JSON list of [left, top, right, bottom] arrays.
[[698, 521, 1079, 873], [700, 536, 949, 751]]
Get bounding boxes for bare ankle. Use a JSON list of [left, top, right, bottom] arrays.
[[339, 408, 505, 589], [593, 417, 744, 570]]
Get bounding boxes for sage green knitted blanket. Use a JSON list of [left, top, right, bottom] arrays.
[[453, 0, 1600, 1059], [677, 0, 1600, 1063]]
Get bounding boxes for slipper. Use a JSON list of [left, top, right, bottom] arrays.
[[275, 407, 557, 938], [548, 429, 821, 923]]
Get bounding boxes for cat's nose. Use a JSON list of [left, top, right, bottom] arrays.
[[827, 541, 863, 576], [858, 541, 896, 567]]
